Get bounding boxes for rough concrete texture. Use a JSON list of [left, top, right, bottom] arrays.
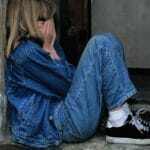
[[92, 0, 150, 68], [0, 133, 150, 150], [0, 0, 8, 140], [62, 134, 150, 150]]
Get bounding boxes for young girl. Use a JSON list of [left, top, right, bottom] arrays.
[[5, 0, 150, 148]]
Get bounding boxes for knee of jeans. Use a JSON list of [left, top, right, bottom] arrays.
[[88, 33, 111, 53], [93, 33, 124, 55], [62, 119, 96, 141], [84, 34, 108, 58], [89, 34, 108, 46], [75, 119, 98, 139]]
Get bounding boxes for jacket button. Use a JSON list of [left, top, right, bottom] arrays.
[[55, 141, 60, 146], [49, 116, 53, 121]]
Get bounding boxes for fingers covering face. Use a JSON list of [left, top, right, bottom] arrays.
[[38, 19, 55, 36]]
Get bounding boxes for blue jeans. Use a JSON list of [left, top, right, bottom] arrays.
[[54, 33, 137, 142]]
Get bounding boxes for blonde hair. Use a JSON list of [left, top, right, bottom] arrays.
[[5, 0, 56, 58]]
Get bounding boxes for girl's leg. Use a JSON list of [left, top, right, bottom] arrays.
[[55, 33, 137, 142]]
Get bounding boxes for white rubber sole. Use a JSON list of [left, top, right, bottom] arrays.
[[106, 136, 150, 145]]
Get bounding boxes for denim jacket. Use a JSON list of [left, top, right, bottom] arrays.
[[5, 40, 75, 148]]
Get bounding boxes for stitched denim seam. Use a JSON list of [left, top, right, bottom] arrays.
[[61, 58, 95, 139], [101, 35, 136, 109], [16, 47, 33, 65], [12, 131, 60, 144], [62, 104, 84, 138], [19, 98, 36, 126], [73, 61, 95, 108], [60, 61, 95, 139], [107, 89, 137, 110], [12, 125, 59, 143], [104, 36, 124, 93]]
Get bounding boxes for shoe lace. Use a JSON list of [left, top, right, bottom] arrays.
[[129, 114, 149, 134], [135, 108, 150, 126]]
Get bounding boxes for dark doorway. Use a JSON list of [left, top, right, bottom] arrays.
[[59, 0, 91, 66]]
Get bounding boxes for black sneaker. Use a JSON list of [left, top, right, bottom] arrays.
[[105, 115, 150, 145], [134, 108, 150, 127]]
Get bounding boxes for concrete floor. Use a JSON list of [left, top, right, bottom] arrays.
[[0, 134, 150, 150], [0, 69, 150, 150]]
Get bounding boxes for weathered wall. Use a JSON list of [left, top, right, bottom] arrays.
[[0, 0, 8, 140], [92, 0, 150, 68]]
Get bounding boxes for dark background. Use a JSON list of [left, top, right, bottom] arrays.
[[58, 0, 91, 66]]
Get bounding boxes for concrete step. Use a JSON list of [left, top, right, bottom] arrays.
[[63, 136, 150, 150], [0, 134, 150, 150]]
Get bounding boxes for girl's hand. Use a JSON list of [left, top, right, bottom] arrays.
[[38, 19, 56, 52]]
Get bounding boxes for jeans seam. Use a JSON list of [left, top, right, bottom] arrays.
[[73, 61, 95, 107], [105, 39, 125, 93], [107, 88, 137, 110], [62, 59, 95, 139]]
